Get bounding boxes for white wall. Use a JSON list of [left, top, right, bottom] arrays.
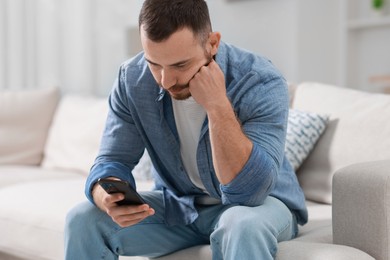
[[208, 0, 300, 83], [296, 0, 340, 85], [0, 0, 341, 96], [208, 0, 340, 85]]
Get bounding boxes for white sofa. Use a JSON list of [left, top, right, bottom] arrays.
[[1, 82, 389, 260]]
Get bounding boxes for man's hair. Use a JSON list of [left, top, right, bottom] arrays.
[[139, 0, 212, 45]]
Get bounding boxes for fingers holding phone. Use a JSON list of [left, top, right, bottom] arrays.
[[92, 178, 155, 227], [107, 203, 155, 228]]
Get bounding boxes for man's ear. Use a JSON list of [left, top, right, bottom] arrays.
[[208, 32, 221, 56]]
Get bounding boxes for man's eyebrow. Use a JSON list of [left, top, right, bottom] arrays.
[[169, 59, 191, 67], [145, 58, 159, 66], [145, 57, 191, 67]]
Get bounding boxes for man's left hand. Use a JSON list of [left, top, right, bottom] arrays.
[[189, 59, 228, 111]]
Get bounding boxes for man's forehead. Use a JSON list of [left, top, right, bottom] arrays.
[[141, 27, 204, 66]]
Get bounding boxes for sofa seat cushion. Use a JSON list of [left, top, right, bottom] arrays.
[[0, 179, 85, 259], [293, 82, 390, 204], [0, 166, 84, 188], [147, 240, 374, 260], [152, 245, 212, 260], [295, 201, 332, 243], [0, 177, 154, 260], [276, 241, 374, 260]]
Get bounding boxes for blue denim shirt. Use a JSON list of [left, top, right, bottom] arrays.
[[85, 41, 308, 226]]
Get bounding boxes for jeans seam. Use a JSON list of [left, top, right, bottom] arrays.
[[271, 215, 295, 257], [102, 225, 122, 259], [276, 219, 291, 238], [210, 235, 222, 259], [270, 223, 289, 258]]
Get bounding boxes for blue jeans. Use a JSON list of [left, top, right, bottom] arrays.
[[64, 192, 297, 260]]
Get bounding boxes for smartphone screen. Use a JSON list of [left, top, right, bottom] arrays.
[[98, 178, 145, 206]]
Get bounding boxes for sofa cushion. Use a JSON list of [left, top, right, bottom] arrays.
[[293, 82, 390, 204], [276, 241, 374, 260], [0, 176, 153, 260], [148, 239, 374, 260], [0, 179, 86, 259], [152, 245, 212, 260], [295, 201, 332, 243], [285, 109, 329, 170], [41, 95, 153, 180], [0, 165, 84, 188], [42, 95, 108, 175], [0, 87, 60, 165]]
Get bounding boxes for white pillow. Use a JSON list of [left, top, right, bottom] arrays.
[[42, 96, 108, 174], [285, 109, 329, 170], [0, 87, 60, 165], [42, 95, 153, 180]]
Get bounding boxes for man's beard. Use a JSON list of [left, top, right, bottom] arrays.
[[168, 83, 191, 100]]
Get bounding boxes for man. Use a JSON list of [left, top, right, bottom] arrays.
[[65, 0, 308, 259]]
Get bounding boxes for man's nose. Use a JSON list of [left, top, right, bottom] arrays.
[[160, 69, 177, 89]]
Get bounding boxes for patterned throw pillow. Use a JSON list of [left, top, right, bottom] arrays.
[[285, 109, 329, 170]]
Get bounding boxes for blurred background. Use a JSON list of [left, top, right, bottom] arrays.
[[0, 0, 389, 97]]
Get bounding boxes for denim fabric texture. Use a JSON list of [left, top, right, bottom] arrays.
[[65, 192, 298, 260], [85, 41, 308, 226]]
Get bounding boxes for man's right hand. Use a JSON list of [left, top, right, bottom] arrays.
[[92, 181, 155, 228]]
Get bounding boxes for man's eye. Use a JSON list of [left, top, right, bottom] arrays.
[[175, 64, 188, 70], [148, 63, 161, 69]]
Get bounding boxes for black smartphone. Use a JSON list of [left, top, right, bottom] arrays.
[[97, 178, 145, 206]]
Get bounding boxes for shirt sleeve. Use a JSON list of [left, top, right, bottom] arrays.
[[85, 65, 145, 204], [219, 73, 289, 206]]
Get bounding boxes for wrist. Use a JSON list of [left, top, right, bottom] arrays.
[[205, 96, 233, 119]]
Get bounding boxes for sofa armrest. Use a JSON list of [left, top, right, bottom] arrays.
[[333, 160, 390, 260]]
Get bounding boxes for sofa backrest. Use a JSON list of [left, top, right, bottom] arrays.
[[41, 95, 153, 180], [292, 82, 390, 204], [41, 95, 108, 174], [0, 87, 60, 165]]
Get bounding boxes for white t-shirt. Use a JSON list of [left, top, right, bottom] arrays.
[[171, 97, 207, 191]]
